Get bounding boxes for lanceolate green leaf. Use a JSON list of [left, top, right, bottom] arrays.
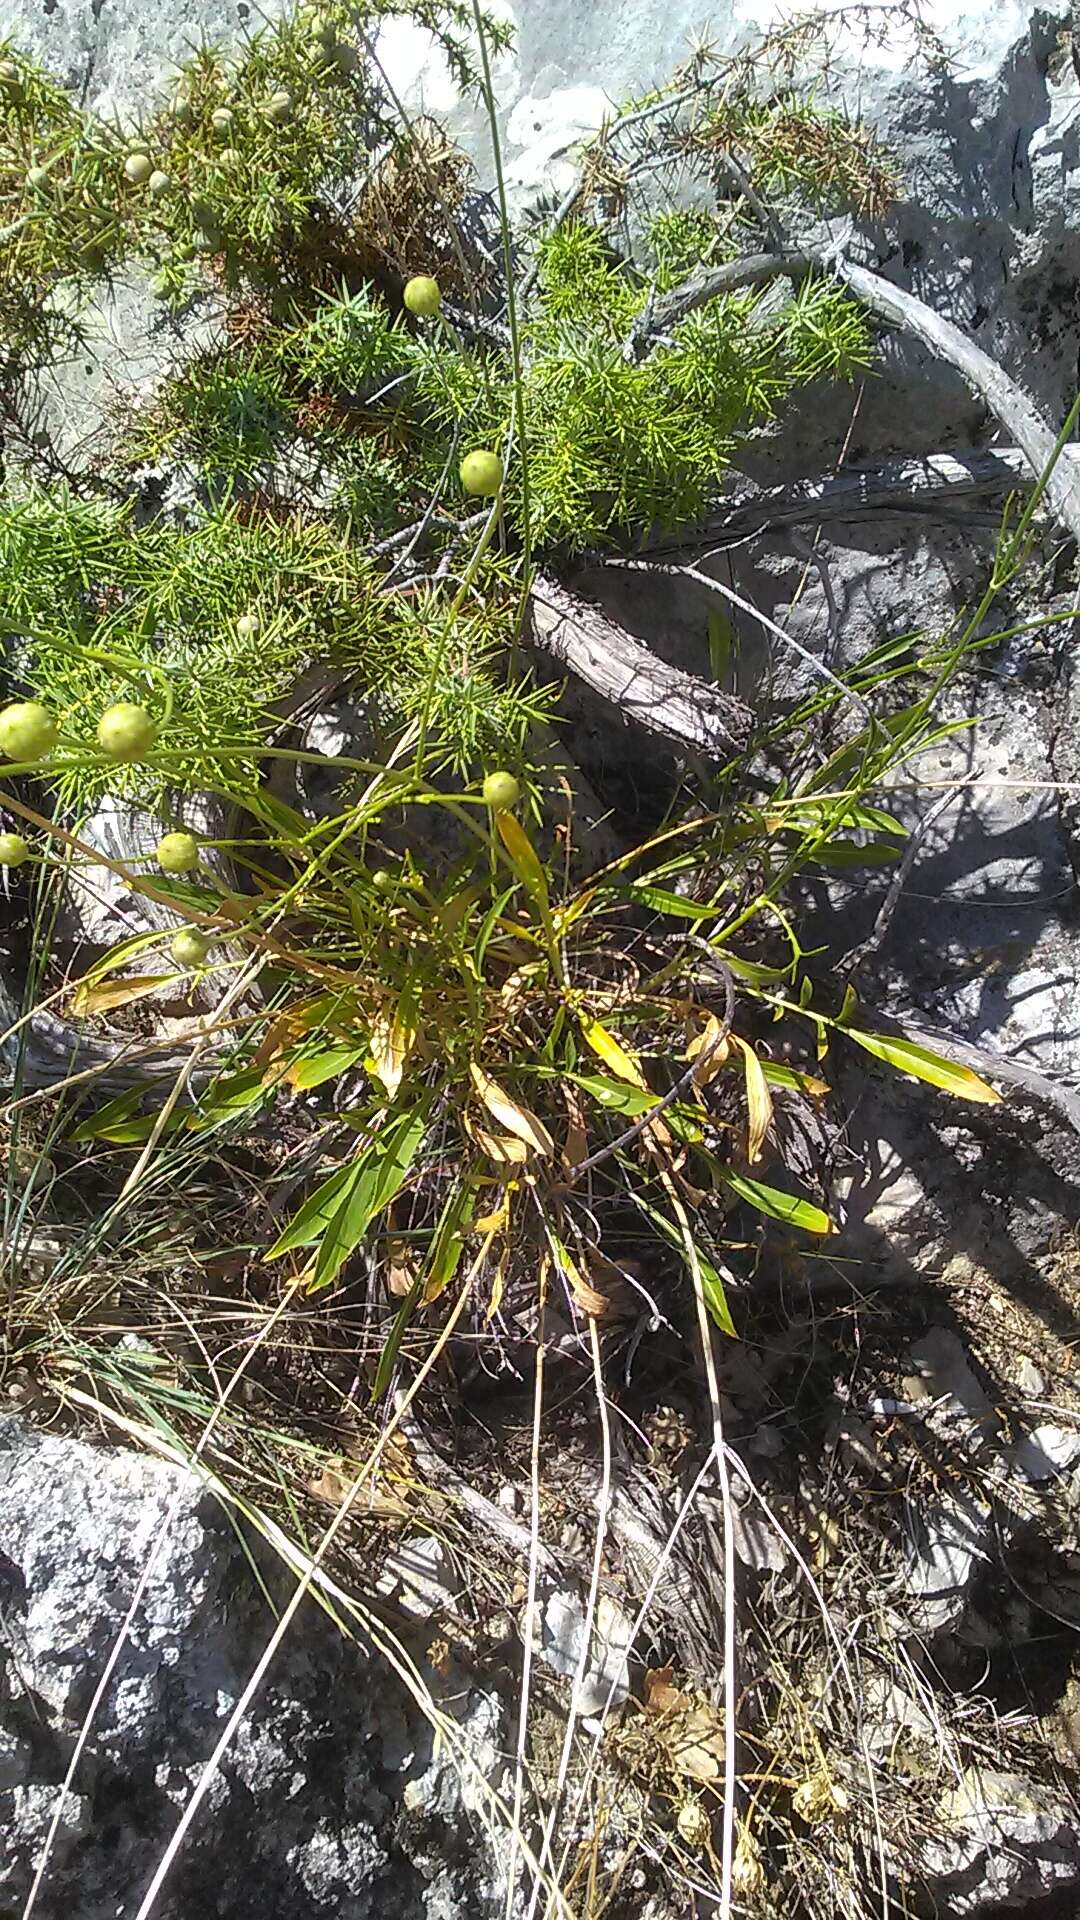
[[371, 1276, 422, 1403], [623, 884, 720, 920], [286, 1043, 367, 1090], [570, 1072, 660, 1115], [805, 838, 901, 869], [424, 1180, 477, 1304], [721, 1170, 833, 1234], [310, 1101, 431, 1292], [266, 1161, 357, 1259], [847, 1028, 1001, 1104], [632, 1196, 738, 1337]]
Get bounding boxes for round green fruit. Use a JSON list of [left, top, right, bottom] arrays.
[[332, 41, 360, 73], [123, 152, 153, 185], [26, 166, 49, 195], [148, 170, 171, 197], [156, 831, 199, 873], [211, 107, 234, 137], [459, 449, 504, 496], [0, 59, 22, 93], [0, 833, 29, 867], [217, 147, 241, 168], [0, 701, 58, 762], [170, 928, 212, 969], [236, 612, 260, 639], [96, 702, 158, 761], [371, 868, 395, 894], [403, 274, 441, 318], [266, 89, 293, 122], [481, 770, 520, 810]]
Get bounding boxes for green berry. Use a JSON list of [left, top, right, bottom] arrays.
[[459, 449, 504, 496], [123, 152, 153, 185], [148, 169, 171, 197], [156, 831, 199, 873], [217, 147, 241, 169], [0, 832, 29, 868], [482, 770, 520, 810], [170, 928, 212, 969], [332, 41, 360, 73], [0, 59, 21, 93], [371, 868, 395, 894], [96, 702, 158, 761], [211, 107, 234, 137], [236, 612, 260, 639], [26, 165, 49, 195], [171, 88, 194, 124], [403, 275, 441, 318], [0, 701, 58, 762], [266, 89, 293, 123]]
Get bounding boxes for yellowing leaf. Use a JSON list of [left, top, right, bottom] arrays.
[[463, 1112, 530, 1164], [579, 1014, 649, 1092], [473, 1197, 511, 1234], [76, 927, 176, 987], [495, 811, 549, 906], [730, 1035, 773, 1164], [561, 1082, 588, 1169], [686, 1012, 730, 1085], [369, 994, 417, 1100], [485, 1242, 509, 1322], [469, 1064, 554, 1157], [551, 1236, 608, 1317], [550, 889, 597, 937], [70, 973, 182, 1016], [847, 1028, 1001, 1104]]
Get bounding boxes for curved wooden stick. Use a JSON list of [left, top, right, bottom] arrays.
[[642, 249, 1080, 547]]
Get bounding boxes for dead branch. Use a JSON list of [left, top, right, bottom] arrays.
[[639, 447, 1050, 558], [637, 250, 1080, 547], [528, 571, 752, 759]]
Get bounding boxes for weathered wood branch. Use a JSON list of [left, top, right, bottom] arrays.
[[639, 447, 1067, 558], [638, 250, 1080, 548], [528, 571, 753, 759]]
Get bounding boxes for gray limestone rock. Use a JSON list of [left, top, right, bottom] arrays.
[[0, 1414, 510, 1920], [919, 1766, 1080, 1915]]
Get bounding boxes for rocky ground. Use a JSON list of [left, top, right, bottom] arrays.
[[3, 1, 1080, 1916]]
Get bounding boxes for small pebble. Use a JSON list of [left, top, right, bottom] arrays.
[[1016, 1356, 1045, 1399]]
